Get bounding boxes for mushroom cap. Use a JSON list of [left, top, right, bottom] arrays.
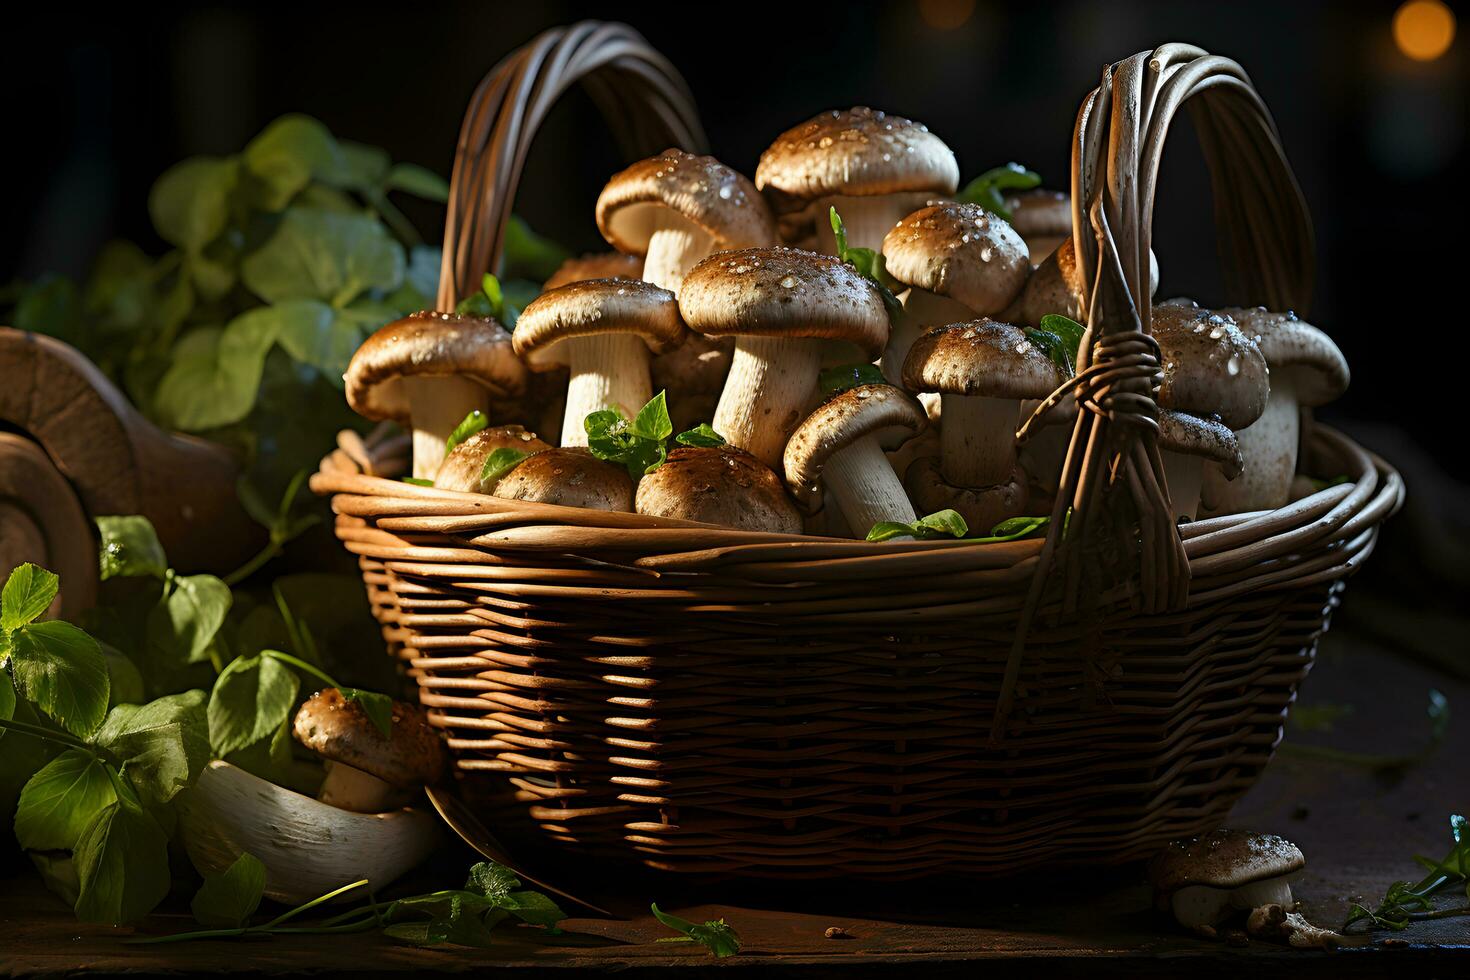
[[1159, 410, 1243, 479], [543, 252, 643, 291], [1149, 829, 1305, 896], [755, 107, 959, 212], [903, 319, 1064, 400], [345, 312, 527, 423], [636, 446, 802, 533], [905, 456, 1029, 531], [434, 425, 553, 493], [596, 149, 776, 255], [1003, 189, 1071, 238], [512, 278, 687, 371], [784, 384, 927, 511], [678, 247, 890, 360], [292, 688, 446, 789], [882, 202, 1031, 315], [1150, 305, 1270, 430], [492, 447, 633, 512], [1219, 307, 1349, 406]]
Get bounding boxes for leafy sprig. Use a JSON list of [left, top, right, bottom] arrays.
[[829, 208, 904, 322], [1026, 313, 1086, 379], [651, 903, 742, 958], [585, 392, 726, 480], [1346, 814, 1470, 932], [955, 162, 1042, 222], [443, 410, 488, 458], [866, 512, 1052, 544]]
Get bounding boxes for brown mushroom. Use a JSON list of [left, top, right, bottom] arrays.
[[1157, 410, 1243, 521], [542, 252, 643, 291], [635, 446, 802, 533], [1149, 829, 1305, 932], [1002, 188, 1072, 259], [491, 447, 633, 512], [433, 425, 552, 494], [292, 688, 446, 814]]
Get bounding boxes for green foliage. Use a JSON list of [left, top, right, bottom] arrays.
[[191, 852, 267, 928], [650, 903, 742, 957], [97, 517, 169, 581], [479, 448, 533, 486], [443, 410, 488, 458], [1026, 313, 1086, 379], [72, 774, 173, 925], [674, 424, 725, 449], [829, 208, 903, 321], [207, 652, 300, 758], [954, 162, 1042, 222], [819, 363, 887, 398], [1346, 814, 1470, 932], [15, 749, 117, 851], [585, 392, 725, 480], [867, 512, 1051, 544]]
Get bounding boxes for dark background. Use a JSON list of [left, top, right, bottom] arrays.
[[4, 0, 1467, 617]]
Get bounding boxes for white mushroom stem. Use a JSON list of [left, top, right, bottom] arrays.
[[812, 192, 933, 254], [715, 336, 822, 468], [560, 334, 654, 447], [1019, 424, 1072, 494], [939, 395, 1020, 488], [641, 223, 715, 294], [403, 376, 490, 481], [1201, 374, 1300, 515], [1161, 450, 1205, 521], [886, 289, 975, 384], [318, 760, 402, 814], [1169, 878, 1295, 931], [823, 434, 917, 533]]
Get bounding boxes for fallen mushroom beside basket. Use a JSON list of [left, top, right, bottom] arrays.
[[177, 690, 445, 904]]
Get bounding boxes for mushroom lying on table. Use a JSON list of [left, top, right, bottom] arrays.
[[434, 425, 552, 494], [513, 278, 687, 447], [1149, 828, 1305, 934], [881, 202, 1031, 385], [492, 447, 634, 513], [902, 320, 1063, 530], [784, 383, 927, 534], [1201, 307, 1349, 514], [293, 688, 446, 813], [345, 312, 527, 481], [755, 106, 959, 252], [679, 247, 890, 469], [636, 446, 802, 533]]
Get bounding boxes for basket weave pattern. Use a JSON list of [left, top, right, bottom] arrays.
[[314, 26, 1405, 877]]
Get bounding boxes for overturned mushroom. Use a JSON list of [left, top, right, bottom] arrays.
[[1149, 829, 1306, 933], [784, 383, 926, 533], [1158, 410, 1243, 521], [514, 278, 686, 447], [881, 202, 1031, 384], [293, 688, 446, 814], [434, 425, 552, 494], [636, 446, 802, 533], [679, 247, 889, 469], [756, 107, 959, 252], [492, 447, 634, 512], [1201, 307, 1349, 514], [345, 312, 527, 481]]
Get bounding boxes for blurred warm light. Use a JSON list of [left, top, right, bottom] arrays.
[[918, 0, 975, 31], [1393, 0, 1456, 62]]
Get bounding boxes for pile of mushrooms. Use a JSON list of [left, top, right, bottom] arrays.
[[342, 104, 1350, 540]]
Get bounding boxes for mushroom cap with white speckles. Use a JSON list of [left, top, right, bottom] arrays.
[[1159, 410, 1243, 479], [1148, 829, 1305, 895], [597, 149, 776, 256], [883, 202, 1030, 315], [902, 319, 1064, 400], [1150, 305, 1269, 430], [636, 446, 802, 533], [1219, 307, 1348, 407], [491, 447, 633, 512], [434, 426, 553, 494], [512, 278, 687, 371], [542, 252, 643, 291], [783, 384, 927, 511]]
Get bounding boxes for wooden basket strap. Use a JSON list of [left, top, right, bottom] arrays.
[[436, 21, 707, 309], [994, 44, 1314, 738]]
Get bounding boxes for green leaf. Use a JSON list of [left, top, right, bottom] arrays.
[[9, 621, 110, 737], [1024, 327, 1074, 379], [1039, 313, 1085, 358], [11, 276, 83, 345], [988, 514, 1051, 539], [148, 573, 232, 667], [651, 903, 741, 958], [269, 299, 361, 385], [96, 517, 168, 581], [94, 691, 209, 807], [14, 748, 117, 851], [385, 162, 450, 203], [455, 273, 507, 321], [149, 157, 239, 250], [866, 509, 970, 543], [480, 448, 532, 485], [954, 163, 1042, 222], [334, 140, 391, 193], [0, 671, 14, 723], [630, 391, 674, 443], [828, 208, 903, 322], [402, 477, 434, 487], [3, 562, 59, 631], [444, 410, 489, 458], [100, 645, 145, 706], [154, 313, 279, 431], [466, 861, 521, 899], [674, 424, 725, 448], [240, 207, 405, 307], [207, 652, 301, 758], [338, 687, 393, 738], [819, 363, 887, 398], [191, 851, 266, 928], [503, 215, 570, 281], [584, 394, 672, 481], [243, 114, 347, 211], [73, 785, 172, 925], [499, 889, 565, 928]]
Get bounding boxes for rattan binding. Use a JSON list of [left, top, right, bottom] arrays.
[[315, 28, 1403, 878]]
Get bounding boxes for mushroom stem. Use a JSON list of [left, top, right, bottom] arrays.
[[561, 334, 654, 447], [1161, 450, 1205, 521], [813, 193, 932, 254], [642, 224, 715, 294], [939, 395, 1020, 488], [886, 289, 974, 385], [318, 760, 403, 814], [403, 376, 491, 481], [1201, 375, 1299, 515], [1020, 423, 1072, 494], [822, 433, 917, 533], [715, 336, 822, 468]]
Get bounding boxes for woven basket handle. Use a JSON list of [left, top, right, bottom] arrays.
[[436, 21, 707, 310], [994, 44, 1314, 737]]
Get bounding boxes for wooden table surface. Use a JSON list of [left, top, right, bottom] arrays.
[[3, 617, 1466, 978]]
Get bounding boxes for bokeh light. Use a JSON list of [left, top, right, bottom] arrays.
[[1393, 0, 1456, 62], [918, 0, 975, 31]]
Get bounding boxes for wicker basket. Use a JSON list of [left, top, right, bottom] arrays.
[[313, 26, 1404, 878]]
